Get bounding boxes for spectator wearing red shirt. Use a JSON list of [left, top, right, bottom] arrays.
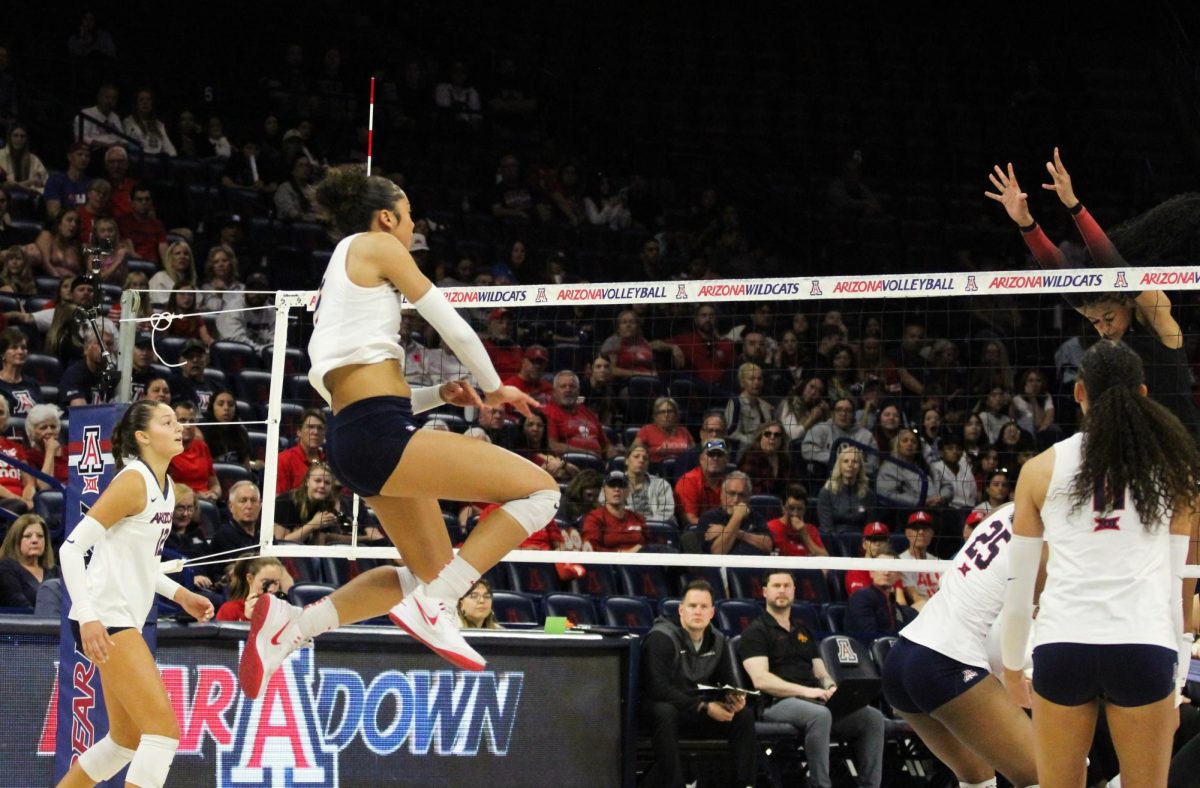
[[634, 396, 695, 463], [276, 408, 326, 493], [0, 395, 34, 514], [844, 522, 907, 597], [167, 400, 221, 502], [582, 471, 646, 552], [116, 183, 167, 263], [501, 344, 553, 403], [670, 304, 735, 389], [482, 308, 523, 377], [766, 485, 828, 558], [214, 556, 291, 622], [673, 438, 729, 527], [599, 308, 685, 381], [544, 370, 614, 459], [102, 144, 137, 217]]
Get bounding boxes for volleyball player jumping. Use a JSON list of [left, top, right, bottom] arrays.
[[240, 166, 559, 697], [57, 400, 215, 788], [1003, 340, 1199, 787]]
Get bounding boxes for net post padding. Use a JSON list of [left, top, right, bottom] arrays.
[[258, 291, 315, 560]]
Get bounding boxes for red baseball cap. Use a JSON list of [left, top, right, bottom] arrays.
[[488, 308, 511, 321], [863, 522, 890, 537], [906, 511, 935, 528], [524, 345, 549, 362], [965, 510, 986, 528]]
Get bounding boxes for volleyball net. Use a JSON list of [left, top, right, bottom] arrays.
[[117, 261, 1200, 583]]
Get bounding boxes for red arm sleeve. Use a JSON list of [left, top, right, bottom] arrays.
[[1070, 205, 1125, 268], [1020, 224, 1068, 269]]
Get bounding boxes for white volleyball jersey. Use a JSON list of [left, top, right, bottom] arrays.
[[69, 460, 174, 629], [1034, 432, 1175, 651], [900, 503, 1015, 671], [308, 233, 407, 404]]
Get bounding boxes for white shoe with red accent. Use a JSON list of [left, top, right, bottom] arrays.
[[240, 594, 304, 698], [389, 587, 486, 671]]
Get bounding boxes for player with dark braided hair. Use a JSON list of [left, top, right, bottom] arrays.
[[1002, 340, 1200, 787]]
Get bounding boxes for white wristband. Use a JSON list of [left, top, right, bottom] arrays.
[[410, 385, 445, 414]]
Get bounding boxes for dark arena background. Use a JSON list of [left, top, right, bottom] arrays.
[[0, 2, 1199, 786]]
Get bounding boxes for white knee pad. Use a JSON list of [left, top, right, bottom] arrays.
[[125, 734, 178, 788], [78, 735, 136, 781], [500, 487, 560, 536], [395, 565, 419, 596]]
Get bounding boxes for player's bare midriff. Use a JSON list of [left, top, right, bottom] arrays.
[[325, 360, 411, 414]]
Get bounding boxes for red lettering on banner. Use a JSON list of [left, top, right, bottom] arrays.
[[71, 662, 97, 756], [247, 671, 312, 769], [161, 666, 190, 747], [187, 666, 236, 749], [38, 675, 59, 755]]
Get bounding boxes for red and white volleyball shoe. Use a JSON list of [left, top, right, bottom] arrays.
[[240, 594, 304, 698], [389, 586, 486, 671]]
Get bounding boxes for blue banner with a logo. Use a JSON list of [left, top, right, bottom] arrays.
[[54, 404, 158, 785]]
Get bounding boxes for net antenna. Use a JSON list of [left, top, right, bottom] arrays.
[[366, 76, 376, 177]]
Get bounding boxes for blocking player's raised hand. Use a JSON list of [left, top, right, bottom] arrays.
[[985, 162, 1034, 227], [1041, 147, 1080, 210]]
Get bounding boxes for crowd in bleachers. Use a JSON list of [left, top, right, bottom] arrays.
[[0, 4, 1187, 629]]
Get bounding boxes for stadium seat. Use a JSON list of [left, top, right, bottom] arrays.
[[715, 599, 762, 636], [34, 490, 64, 543], [203, 368, 228, 390], [659, 597, 681, 620], [154, 336, 187, 365], [278, 402, 306, 439], [870, 636, 898, 671], [818, 635, 882, 693], [263, 346, 309, 374], [491, 591, 539, 626], [644, 521, 681, 551], [570, 563, 618, 598], [616, 563, 671, 600], [681, 567, 727, 600], [791, 602, 820, 633], [543, 593, 598, 626], [823, 603, 847, 633], [794, 569, 831, 604], [505, 562, 562, 596], [213, 462, 253, 498], [603, 596, 655, 633], [209, 341, 260, 376], [624, 375, 662, 425], [287, 374, 321, 407], [23, 354, 62, 386], [234, 369, 273, 410], [196, 499, 221, 536], [442, 512, 466, 545], [288, 583, 335, 607], [562, 452, 605, 474], [727, 567, 767, 600], [749, 494, 782, 521]]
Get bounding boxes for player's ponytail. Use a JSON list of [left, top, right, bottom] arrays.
[[110, 399, 165, 470], [313, 164, 406, 239], [1071, 340, 1200, 528]]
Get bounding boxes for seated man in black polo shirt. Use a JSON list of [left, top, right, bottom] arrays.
[[691, 471, 773, 556], [738, 570, 885, 788], [641, 579, 757, 788]]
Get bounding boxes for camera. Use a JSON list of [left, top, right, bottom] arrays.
[[335, 510, 354, 532], [260, 579, 286, 600]]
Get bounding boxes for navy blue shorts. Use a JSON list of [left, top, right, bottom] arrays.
[[1032, 642, 1177, 707], [69, 620, 134, 655], [881, 637, 991, 714], [326, 396, 419, 498]]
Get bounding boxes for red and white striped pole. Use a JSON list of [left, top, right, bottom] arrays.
[[366, 76, 376, 176]]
